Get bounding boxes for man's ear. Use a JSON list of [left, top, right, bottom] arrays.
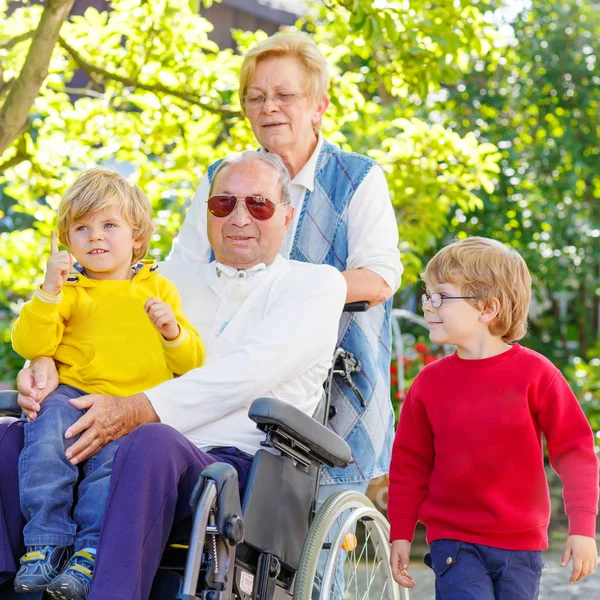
[[284, 206, 295, 232], [479, 298, 501, 324], [311, 95, 330, 125]]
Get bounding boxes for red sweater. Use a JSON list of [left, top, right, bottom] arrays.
[[388, 344, 599, 550]]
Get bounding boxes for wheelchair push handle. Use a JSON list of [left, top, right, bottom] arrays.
[[343, 300, 369, 312]]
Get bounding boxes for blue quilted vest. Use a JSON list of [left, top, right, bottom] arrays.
[[208, 141, 395, 483]]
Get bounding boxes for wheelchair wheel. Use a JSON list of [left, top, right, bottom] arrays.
[[293, 490, 408, 600]]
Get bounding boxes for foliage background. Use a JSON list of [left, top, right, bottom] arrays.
[[0, 0, 598, 441]]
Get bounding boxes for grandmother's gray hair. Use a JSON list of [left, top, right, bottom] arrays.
[[208, 151, 291, 206]]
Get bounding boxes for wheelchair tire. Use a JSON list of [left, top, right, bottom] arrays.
[[293, 490, 408, 600]]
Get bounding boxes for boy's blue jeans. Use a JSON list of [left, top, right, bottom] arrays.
[[425, 539, 543, 599], [18, 385, 121, 551]]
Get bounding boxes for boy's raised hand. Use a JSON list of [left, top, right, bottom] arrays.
[[41, 231, 75, 295], [390, 539, 416, 588], [145, 297, 180, 341], [562, 535, 598, 583]]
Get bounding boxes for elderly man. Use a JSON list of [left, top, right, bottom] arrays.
[[1, 151, 346, 600]]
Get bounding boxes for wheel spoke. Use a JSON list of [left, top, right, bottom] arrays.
[[293, 491, 402, 600]]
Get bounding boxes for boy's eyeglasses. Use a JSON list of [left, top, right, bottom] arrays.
[[421, 293, 477, 309], [207, 195, 290, 220], [241, 91, 303, 109]]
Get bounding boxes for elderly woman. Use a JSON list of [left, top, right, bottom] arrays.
[[170, 32, 402, 500]]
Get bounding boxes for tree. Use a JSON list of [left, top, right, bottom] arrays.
[[0, 0, 502, 380], [439, 0, 599, 364]]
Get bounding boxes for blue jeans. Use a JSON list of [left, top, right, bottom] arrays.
[[425, 539, 543, 599], [18, 385, 121, 551]]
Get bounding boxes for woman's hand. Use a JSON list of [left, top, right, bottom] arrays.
[[342, 268, 393, 307], [17, 356, 59, 420]]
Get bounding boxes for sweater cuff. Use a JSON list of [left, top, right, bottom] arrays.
[[161, 325, 186, 348], [145, 386, 174, 429], [567, 509, 598, 538], [28, 287, 63, 317], [389, 518, 418, 543]]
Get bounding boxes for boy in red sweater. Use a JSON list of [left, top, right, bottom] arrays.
[[389, 237, 598, 598]]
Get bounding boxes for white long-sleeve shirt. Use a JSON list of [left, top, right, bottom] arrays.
[[168, 135, 403, 293], [148, 255, 347, 455]]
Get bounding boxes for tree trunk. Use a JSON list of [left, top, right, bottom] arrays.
[[0, 0, 75, 157]]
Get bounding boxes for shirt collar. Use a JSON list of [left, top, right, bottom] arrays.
[[291, 132, 324, 192], [206, 255, 285, 297]]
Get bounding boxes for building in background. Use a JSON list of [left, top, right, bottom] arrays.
[[200, 0, 307, 49]]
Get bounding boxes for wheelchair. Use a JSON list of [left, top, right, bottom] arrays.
[[0, 304, 407, 600]]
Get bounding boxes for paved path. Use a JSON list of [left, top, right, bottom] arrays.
[[406, 554, 600, 599]]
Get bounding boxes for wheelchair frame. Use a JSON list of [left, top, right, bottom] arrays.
[[152, 343, 406, 600]]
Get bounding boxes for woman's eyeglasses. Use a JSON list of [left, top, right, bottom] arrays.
[[207, 195, 290, 220], [421, 293, 477, 309], [241, 91, 303, 109]]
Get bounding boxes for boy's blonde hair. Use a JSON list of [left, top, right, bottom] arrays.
[[422, 237, 532, 343], [239, 32, 329, 132], [57, 168, 153, 264]]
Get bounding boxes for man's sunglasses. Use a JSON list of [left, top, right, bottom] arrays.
[[207, 195, 290, 220]]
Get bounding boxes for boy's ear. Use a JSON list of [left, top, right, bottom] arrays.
[[479, 297, 501, 324], [132, 233, 146, 249]]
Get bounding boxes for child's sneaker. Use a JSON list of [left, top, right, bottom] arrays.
[[13, 545, 72, 592], [46, 548, 96, 600]]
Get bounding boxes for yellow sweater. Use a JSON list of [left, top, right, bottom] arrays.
[[11, 262, 205, 396]]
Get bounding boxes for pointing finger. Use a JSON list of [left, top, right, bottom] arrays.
[[50, 231, 59, 256]]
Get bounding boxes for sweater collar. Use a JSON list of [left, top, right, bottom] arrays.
[[449, 343, 522, 369], [65, 260, 158, 286]]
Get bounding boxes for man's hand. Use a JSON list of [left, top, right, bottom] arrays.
[[41, 231, 75, 296], [390, 539, 415, 588], [64, 393, 159, 465], [144, 298, 180, 341], [561, 535, 598, 583], [17, 356, 59, 420]]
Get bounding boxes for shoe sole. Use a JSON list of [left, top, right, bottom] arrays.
[[47, 588, 81, 600], [14, 582, 50, 593], [47, 581, 86, 600]]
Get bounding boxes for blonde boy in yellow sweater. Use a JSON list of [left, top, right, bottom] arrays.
[[11, 169, 205, 599]]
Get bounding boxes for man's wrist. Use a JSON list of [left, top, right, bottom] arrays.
[[129, 392, 160, 426]]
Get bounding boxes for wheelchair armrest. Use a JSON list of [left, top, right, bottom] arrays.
[[0, 390, 20, 418], [249, 397, 352, 469]]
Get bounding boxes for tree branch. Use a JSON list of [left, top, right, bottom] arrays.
[[0, 30, 35, 51], [0, 78, 16, 101], [58, 37, 230, 115], [0, 151, 29, 173], [0, 0, 75, 158], [48, 84, 106, 99], [0, 135, 30, 173]]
